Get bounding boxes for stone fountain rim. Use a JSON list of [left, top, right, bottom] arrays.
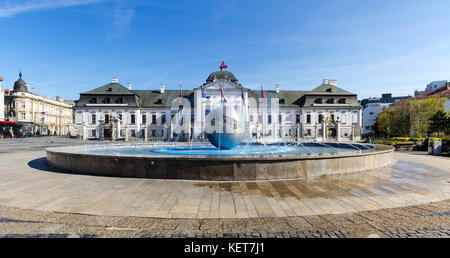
[[46, 143, 394, 162]]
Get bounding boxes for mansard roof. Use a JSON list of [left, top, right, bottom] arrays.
[[82, 82, 135, 95], [134, 90, 194, 108], [311, 83, 354, 94]]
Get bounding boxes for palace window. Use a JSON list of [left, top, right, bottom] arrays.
[[130, 114, 136, 124], [296, 114, 301, 124], [142, 114, 147, 124], [250, 115, 254, 122], [319, 114, 324, 123], [161, 115, 166, 125], [279, 114, 282, 124], [91, 130, 96, 137], [338, 98, 346, 104], [104, 98, 111, 104], [89, 98, 98, 104], [21, 113, 26, 120], [117, 98, 124, 104], [314, 98, 322, 104], [91, 114, 96, 124], [268, 115, 272, 124], [306, 114, 311, 124], [21, 101, 26, 108], [152, 114, 157, 124], [326, 99, 334, 104]]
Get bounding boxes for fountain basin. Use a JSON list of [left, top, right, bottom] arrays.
[[46, 143, 394, 181]]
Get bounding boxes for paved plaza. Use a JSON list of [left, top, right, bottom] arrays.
[[0, 137, 449, 238]]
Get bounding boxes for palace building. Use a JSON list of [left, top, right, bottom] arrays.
[[4, 72, 74, 135], [73, 70, 362, 142]]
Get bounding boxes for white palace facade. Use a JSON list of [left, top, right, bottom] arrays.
[[73, 70, 362, 142]]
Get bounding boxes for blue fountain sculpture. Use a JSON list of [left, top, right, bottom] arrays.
[[205, 106, 245, 150]]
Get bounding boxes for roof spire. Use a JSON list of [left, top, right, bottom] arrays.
[[19, 69, 22, 78]]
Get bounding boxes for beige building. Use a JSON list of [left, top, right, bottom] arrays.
[[4, 72, 74, 135]]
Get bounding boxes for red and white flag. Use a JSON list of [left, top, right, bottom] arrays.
[[221, 86, 227, 103], [220, 61, 228, 70]]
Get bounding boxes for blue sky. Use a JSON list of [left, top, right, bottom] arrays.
[[1, 0, 450, 100]]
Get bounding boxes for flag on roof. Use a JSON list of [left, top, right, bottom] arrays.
[[261, 85, 266, 99], [220, 61, 228, 70], [201, 87, 210, 99]]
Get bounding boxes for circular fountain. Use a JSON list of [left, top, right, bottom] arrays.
[[47, 94, 394, 181], [46, 141, 394, 181]]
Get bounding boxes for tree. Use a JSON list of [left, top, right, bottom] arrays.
[[373, 108, 391, 137], [429, 110, 450, 137], [410, 96, 445, 137]]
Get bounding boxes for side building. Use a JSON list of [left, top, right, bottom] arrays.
[[361, 93, 411, 135], [4, 72, 74, 135], [73, 70, 362, 142]]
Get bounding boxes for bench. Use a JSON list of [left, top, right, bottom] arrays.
[[394, 142, 415, 151]]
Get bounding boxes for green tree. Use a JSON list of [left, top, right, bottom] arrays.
[[373, 108, 391, 137], [410, 96, 445, 137], [429, 110, 450, 137]]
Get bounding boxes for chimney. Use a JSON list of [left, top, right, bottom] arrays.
[[160, 84, 165, 94], [112, 78, 119, 83], [275, 84, 280, 94], [323, 79, 337, 86], [56, 96, 61, 101], [127, 83, 132, 90]]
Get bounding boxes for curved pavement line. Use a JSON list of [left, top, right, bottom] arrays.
[[0, 150, 449, 219]]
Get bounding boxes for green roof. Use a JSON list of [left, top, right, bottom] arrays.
[[249, 90, 308, 108], [82, 83, 135, 95], [311, 83, 352, 94], [133, 90, 194, 108]]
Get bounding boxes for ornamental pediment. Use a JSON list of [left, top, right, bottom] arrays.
[[201, 80, 249, 92]]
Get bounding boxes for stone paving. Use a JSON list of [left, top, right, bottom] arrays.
[[0, 137, 449, 238], [0, 200, 449, 238], [0, 149, 449, 219]]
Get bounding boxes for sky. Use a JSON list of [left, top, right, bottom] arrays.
[[1, 0, 450, 100]]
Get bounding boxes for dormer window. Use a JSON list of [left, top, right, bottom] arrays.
[[326, 88, 332, 92], [107, 87, 112, 92], [279, 99, 285, 104], [90, 98, 98, 104], [338, 98, 346, 104], [116, 98, 124, 104], [104, 98, 111, 104], [326, 98, 334, 104], [314, 98, 322, 104]]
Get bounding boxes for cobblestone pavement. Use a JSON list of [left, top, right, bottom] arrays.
[[0, 138, 449, 238], [0, 199, 449, 238]]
